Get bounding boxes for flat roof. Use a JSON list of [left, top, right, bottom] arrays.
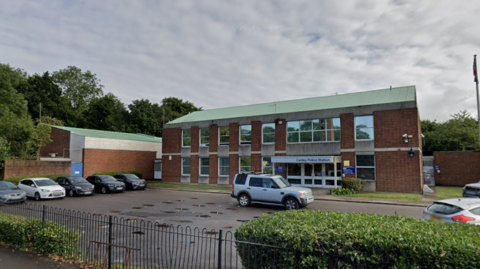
[[51, 126, 162, 143], [167, 85, 416, 124]]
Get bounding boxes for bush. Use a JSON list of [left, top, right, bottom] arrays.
[[332, 187, 357, 195], [93, 171, 143, 178], [5, 174, 70, 185], [235, 210, 480, 268], [342, 177, 366, 193]]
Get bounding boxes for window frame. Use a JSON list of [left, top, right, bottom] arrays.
[[239, 156, 252, 172], [355, 115, 374, 141], [181, 157, 191, 176], [219, 157, 230, 176], [287, 118, 340, 143], [200, 127, 209, 147], [219, 126, 230, 145], [262, 123, 275, 144], [240, 125, 252, 145], [356, 154, 376, 181], [199, 157, 209, 176], [182, 129, 191, 147]]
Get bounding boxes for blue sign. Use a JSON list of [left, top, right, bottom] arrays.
[[343, 166, 355, 175], [434, 165, 440, 171], [276, 166, 285, 173]]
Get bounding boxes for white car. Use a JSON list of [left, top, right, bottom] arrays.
[[18, 178, 66, 201]]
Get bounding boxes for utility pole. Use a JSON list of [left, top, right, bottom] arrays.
[[474, 55, 480, 149]]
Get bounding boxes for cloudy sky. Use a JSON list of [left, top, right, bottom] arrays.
[[1, 1, 479, 122]]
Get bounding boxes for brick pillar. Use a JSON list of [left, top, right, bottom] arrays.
[[229, 123, 239, 152], [251, 121, 262, 152], [191, 126, 199, 153], [209, 124, 218, 153], [340, 113, 354, 149], [275, 119, 286, 152], [191, 155, 199, 183], [209, 155, 218, 184], [229, 154, 239, 183], [251, 154, 262, 173]]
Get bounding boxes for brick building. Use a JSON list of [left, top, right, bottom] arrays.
[[41, 126, 162, 179], [162, 86, 424, 193]]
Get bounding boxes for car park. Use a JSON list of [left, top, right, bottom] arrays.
[[113, 174, 147, 190], [86, 175, 125, 194], [462, 182, 480, 198], [0, 181, 27, 204], [57, 176, 95, 197], [231, 173, 314, 210], [422, 198, 480, 224], [17, 178, 66, 201]]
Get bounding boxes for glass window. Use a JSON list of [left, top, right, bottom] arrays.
[[200, 158, 209, 175], [262, 156, 273, 175], [182, 158, 191, 175], [154, 162, 162, 172], [182, 129, 191, 147], [287, 163, 301, 176], [249, 177, 263, 187], [219, 126, 229, 145], [262, 123, 275, 144], [240, 125, 251, 144], [200, 128, 209, 147], [288, 118, 340, 143], [219, 157, 229, 176], [356, 154, 375, 180], [240, 157, 251, 172], [355, 115, 374, 140]]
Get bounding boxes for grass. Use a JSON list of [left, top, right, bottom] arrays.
[[435, 186, 462, 200], [147, 181, 231, 191], [347, 192, 422, 201]]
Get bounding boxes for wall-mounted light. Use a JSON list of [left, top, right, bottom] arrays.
[[276, 119, 283, 125], [402, 134, 413, 143], [169, 156, 172, 161]]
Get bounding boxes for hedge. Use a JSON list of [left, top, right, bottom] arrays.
[[235, 210, 480, 268], [93, 171, 143, 179], [342, 177, 366, 193], [5, 174, 70, 185]]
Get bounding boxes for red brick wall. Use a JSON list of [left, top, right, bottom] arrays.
[[4, 160, 71, 179], [374, 108, 420, 149], [434, 152, 480, 186], [191, 155, 199, 183], [340, 114, 354, 149], [251, 154, 262, 172], [229, 123, 239, 152], [210, 124, 218, 153], [191, 126, 199, 153], [83, 149, 156, 179], [40, 128, 70, 158], [162, 155, 181, 182], [275, 119, 286, 151], [209, 155, 218, 184], [251, 121, 262, 152], [341, 152, 356, 178], [229, 154, 239, 182], [375, 151, 422, 193], [163, 128, 181, 154], [162, 128, 181, 182]]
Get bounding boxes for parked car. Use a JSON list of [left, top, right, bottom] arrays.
[[422, 198, 480, 224], [17, 178, 66, 201], [86, 175, 125, 194], [57, 176, 95, 197], [463, 182, 480, 198], [231, 173, 314, 210], [113, 174, 147, 190], [0, 181, 27, 204]]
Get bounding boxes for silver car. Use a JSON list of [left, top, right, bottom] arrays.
[[0, 181, 27, 204], [463, 182, 480, 198], [422, 198, 480, 224]]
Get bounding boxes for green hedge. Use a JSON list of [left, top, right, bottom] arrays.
[[235, 210, 480, 268], [5, 174, 70, 185], [342, 177, 366, 193], [93, 171, 143, 179], [0, 212, 80, 258]]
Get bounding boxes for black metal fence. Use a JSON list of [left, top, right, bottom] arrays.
[[0, 203, 394, 269]]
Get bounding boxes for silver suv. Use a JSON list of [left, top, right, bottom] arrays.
[[231, 173, 314, 209]]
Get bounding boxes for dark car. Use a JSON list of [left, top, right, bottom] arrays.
[[463, 182, 480, 198], [86, 175, 125, 194], [57, 176, 95, 197], [0, 181, 27, 204], [113, 174, 147, 190]]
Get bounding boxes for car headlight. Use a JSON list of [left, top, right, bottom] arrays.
[[41, 189, 50, 192], [75, 186, 82, 190], [108, 184, 114, 188]]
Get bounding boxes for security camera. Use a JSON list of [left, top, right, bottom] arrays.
[[407, 135, 413, 139], [402, 134, 407, 138]]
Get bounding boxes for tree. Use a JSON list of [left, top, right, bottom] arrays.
[[83, 93, 129, 132], [161, 97, 202, 125], [52, 66, 104, 127], [128, 99, 163, 136], [0, 137, 10, 161]]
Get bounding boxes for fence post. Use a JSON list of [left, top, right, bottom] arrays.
[[42, 205, 46, 229], [108, 215, 113, 269], [217, 229, 223, 269]]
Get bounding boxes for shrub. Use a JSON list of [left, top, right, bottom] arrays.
[[235, 210, 480, 268], [93, 171, 143, 178], [5, 174, 70, 185], [332, 187, 357, 195], [342, 177, 366, 193]]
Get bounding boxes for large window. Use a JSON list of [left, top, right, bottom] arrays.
[[262, 156, 273, 175], [262, 123, 275, 144], [182, 129, 191, 147], [200, 128, 209, 147], [219, 157, 229, 176], [182, 158, 191, 175], [200, 158, 209, 175], [240, 157, 251, 172], [287, 118, 340, 143], [355, 116, 374, 140], [219, 126, 230, 145], [240, 125, 251, 144], [356, 155, 375, 180]]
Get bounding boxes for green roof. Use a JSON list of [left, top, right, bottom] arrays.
[[51, 126, 162, 143], [168, 86, 416, 124]]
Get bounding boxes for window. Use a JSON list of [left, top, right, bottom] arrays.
[[262, 123, 275, 144], [154, 162, 162, 172], [240, 157, 251, 172], [262, 156, 273, 175], [249, 177, 263, 187], [200, 128, 209, 147], [200, 158, 209, 175], [182, 129, 191, 147], [240, 125, 251, 144], [355, 115, 374, 140], [219, 126, 229, 145], [287, 118, 340, 143], [356, 155, 375, 180], [219, 157, 230, 176], [182, 158, 191, 175]]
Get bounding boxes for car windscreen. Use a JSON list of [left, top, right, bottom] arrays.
[[0, 181, 17, 190], [35, 179, 57, 186], [98, 176, 117, 182], [69, 177, 88, 183], [124, 174, 139, 180], [272, 176, 291, 188], [427, 202, 463, 215]]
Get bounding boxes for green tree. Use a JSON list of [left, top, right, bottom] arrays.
[[128, 99, 163, 136], [83, 93, 129, 131], [161, 97, 202, 124], [0, 137, 10, 161], [52, 66, 104, 127]]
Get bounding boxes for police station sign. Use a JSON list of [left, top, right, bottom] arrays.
[[271, 156, 334, 164]]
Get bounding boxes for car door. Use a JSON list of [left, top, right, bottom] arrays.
[[261, 178, 283, 203], [19, 179, 35, 197], [247, 177, 265, 202], [57, 177, 68, 190]]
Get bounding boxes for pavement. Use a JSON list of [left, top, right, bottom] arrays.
[[0, 186, 437, 268]]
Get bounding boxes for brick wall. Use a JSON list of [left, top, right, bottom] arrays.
[[229, 153, 239, 183], [83, 149, 156, 179], [340, 113, 354, 149], [341, 152, 356, 178], [275, 119, 286, 151], [434, 152, 480, 186], [163, 128, 181, 154], [191, 126, 199, 153], [375, 151, 422, 193], [251, 121, 262, 152], [229, 123, 239, 152], [191, 155, 199, 183], [3, 160, 71, 179], [162, 155, 181, 182], [209, 124, 218, 153], [40, 127, 71, 158], [209, 155, 218, 184], [251, 154, 262, 173], [374, 108, 420, 149]]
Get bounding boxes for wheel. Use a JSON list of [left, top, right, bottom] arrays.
[[34, 192, 41, 201], [101, 187, 107, 194], [284, 197, 299, 210], [238, 194, 251, 207], [68, 189, 75, 197]]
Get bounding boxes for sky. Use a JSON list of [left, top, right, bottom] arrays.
[[1, 0, 479, 122]]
